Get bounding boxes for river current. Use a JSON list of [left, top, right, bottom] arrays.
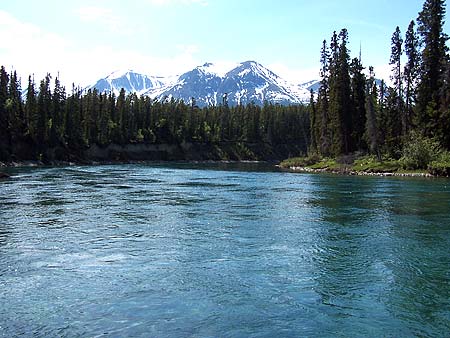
[[1, 163, 449, 337]]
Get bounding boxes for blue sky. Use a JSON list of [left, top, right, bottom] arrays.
[[0, 0, 448, 86]]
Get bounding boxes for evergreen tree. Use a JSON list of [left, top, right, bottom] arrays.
[[98, 92, 111, 146], [25, 76, 38, 142], [49, 76, 66, 146], [112, 88, 126, 144], [439, 54, 450, 148], [390, 26, 405, 135], [6, 71, 25, 149], [0, 66, 9, 159], [380, 87, 403, 157], [316, 39, 331, 156], [404, 20, 419, 132], [365, 67, 381, 160], [309, 90, 317, 153], [416, 0, 449, 138], [36, 74, 52, 152], [65, 85, 84, 149], [328, 29, 352, 155], [349, 57, 367, 151]]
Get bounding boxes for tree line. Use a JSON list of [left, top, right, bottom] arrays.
[[309, 0, 449, 161], [0, 0, 447, 165], [0, 71, 310, 162]]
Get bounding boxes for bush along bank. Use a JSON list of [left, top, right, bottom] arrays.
[[280, 152, 450, 178]]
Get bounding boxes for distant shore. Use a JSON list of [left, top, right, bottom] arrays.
[[0, 158, 271, 169]]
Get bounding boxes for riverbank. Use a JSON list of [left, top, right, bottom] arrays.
[[279, 155, 445, 178], [282, 165, 434, 177], [0, 141, 305, 168]]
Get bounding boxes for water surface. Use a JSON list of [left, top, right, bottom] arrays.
[[1, 163, 449, 337]]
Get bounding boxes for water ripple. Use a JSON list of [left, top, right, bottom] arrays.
[[0, 163, 449, 337]]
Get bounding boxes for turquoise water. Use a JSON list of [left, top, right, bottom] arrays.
[[1, 163, 449, 337]]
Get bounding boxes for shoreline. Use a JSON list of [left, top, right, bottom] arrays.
[[0, 159, 272, 169], [1, 160, 445, 178], [283, 165, 436, 178]]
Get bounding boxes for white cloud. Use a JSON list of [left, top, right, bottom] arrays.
[[0, 10, 70, 81], [0, 10, 203, 88], [0, 10, 325, 92], [75, 6, 129, 35], [269, 62, 320, 84]]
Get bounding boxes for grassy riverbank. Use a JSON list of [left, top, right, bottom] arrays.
[[280, 153, 450, 177]]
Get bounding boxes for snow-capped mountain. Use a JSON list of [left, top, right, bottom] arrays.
[[218, 61, 303, 106], [150, 62, 224, 106], [89, 70, 170, 96], [89, 61, 314, 106], [299, 79, 321, 93]]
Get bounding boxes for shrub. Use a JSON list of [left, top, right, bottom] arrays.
[[428, 151, 450, 176], [280, 153, 321, 168], [401, 131, 441, 170]]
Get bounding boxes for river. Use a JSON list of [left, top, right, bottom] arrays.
[[1, 163, 449, 337]]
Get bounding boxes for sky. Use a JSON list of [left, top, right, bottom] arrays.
[[0, 0, 448, 87]]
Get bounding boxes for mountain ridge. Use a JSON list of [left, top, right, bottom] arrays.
[[88, 61, 319, 106]]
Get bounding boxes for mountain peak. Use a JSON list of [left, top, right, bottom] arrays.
[[241, 60, 258, 65], [90, 60, 313, 106], [194, 62, 236, 78]]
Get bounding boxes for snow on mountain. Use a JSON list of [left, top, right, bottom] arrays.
[[299, 79, 321, 92], [89, 61, 317, 106], [218, 61, 305, 105], [149, 63, 224, 106], [88, 70, 170, 96]]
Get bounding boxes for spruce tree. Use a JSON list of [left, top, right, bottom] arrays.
[[65, 85, 84, 149], [365, 67, 381, 160], [328, 32, 341, 156], [404, 20, 419, 132], [50, 76, 66, 146], [36, 74, 52, 153], [349, 57, 367, 151], [439, 54, 450, 148], [316, 39, 331, 156], [416, 0, 449, 137], [328, 29, 352, 155], [6, 71, 25, 149], [25, 76, 38, 143], [390, 26, 405, 135], [0, 66, 9, 159], [309, 89, 317, 153]]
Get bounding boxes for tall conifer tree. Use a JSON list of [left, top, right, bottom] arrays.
[[404, 20, 419, 132], [390, 26, 405, 136], [416, 0, 448, 137]]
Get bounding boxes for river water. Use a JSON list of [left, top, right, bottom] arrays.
[[1, 163, 449, 337]]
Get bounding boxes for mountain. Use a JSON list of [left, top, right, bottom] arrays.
[[88, 61, 316, 106], [149, 62, 224, 106], [89, 70, 169, 96], [299, 79, 321, 93], [218, 61, 304, 106]]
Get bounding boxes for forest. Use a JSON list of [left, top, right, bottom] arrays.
[[303, 0, 449, 175], [0, 72, 310, 163], [0, 0, 448, 172]]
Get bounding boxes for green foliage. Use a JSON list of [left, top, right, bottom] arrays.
[[280, 153, 322, 168], [401, 131, 441, 169], [0, 66, 311, 162], [428, 151, 450, 176], [416, 0, 448, 140], [309, 158, 339, 170], [352, 156, 403, 173]]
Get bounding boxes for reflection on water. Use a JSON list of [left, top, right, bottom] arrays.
[[0, 164, 449, 337]]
